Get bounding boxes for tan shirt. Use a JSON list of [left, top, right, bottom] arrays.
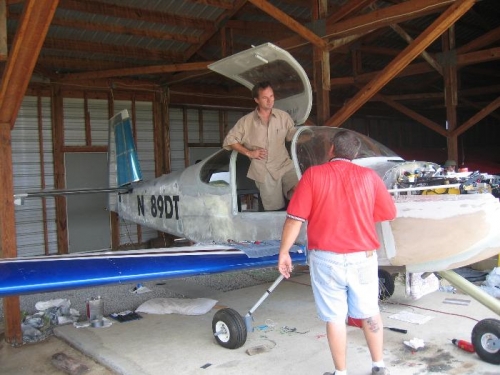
[[223, 108, 296, 183]]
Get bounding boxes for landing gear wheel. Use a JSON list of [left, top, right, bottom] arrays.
[[378, 269, 395, 300], [471, 318, 500, 364], [212, 308, 247, 349]]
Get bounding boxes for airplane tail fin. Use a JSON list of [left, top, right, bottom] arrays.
[[108, 110, 142, 210]]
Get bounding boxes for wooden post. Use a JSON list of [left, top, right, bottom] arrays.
[[312, 0, 330, 126], [0, 123, 22, 345], [51, 85, 69, 254], [442, 28, 459, 165]]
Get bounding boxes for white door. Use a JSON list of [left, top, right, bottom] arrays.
[[65, 153, 110, 252]]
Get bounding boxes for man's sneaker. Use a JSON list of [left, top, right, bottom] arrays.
[[372, 366, 390, 375]]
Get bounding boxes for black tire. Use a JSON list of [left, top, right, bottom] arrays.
[[212, 308, 247, 349], [378, 269, 395, 300], [471, 318, 500, 365]]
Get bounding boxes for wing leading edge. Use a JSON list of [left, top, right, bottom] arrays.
[[0, 246, 307, 297]]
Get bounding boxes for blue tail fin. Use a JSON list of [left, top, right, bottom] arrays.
[[108, 109, 143, 188]]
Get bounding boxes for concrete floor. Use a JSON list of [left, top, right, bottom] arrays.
[[2, 271, 500, 375]]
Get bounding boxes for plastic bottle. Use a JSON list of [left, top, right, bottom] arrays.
[[451, 339, 475, 353]]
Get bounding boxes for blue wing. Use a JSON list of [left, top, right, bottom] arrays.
[[0, 245, 307, 297]]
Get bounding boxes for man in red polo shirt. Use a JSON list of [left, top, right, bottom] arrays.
[[278, 130, 397, 375]]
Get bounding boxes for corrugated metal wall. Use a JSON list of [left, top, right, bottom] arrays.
[[169, 107, 186, 171], [12, 96, 57, 256]]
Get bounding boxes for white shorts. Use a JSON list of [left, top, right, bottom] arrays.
[[309, 250, 380, 323]]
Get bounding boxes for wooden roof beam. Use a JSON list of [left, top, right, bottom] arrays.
[[182, 0, 234, 10], [460, 97, 500, 121], [330, 46, 500, 87], [247, 0, 327, 50], [325, 0, 476, 128], [461, 84, 500, 96], [277, 0, 455, 50], [182, 0, 247, 61], [8, 11, 201, 44], [41, 37, 184, 62], [374, 92, 448, 136], [390, 24, 443, 75], [452, 95, 500, 137], [58, 0, 214, 31], [61, 61, 213, 82], [457, 46, 500, 66], [37, 55, 141, 72], [457, 25, 500, 54], [0, 0, 58, 127], [327, 0, 376, 24]]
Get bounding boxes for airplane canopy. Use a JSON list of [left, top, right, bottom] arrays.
[[208, 43, 312, 126]]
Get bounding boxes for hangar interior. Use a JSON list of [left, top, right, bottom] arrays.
[[1, 0, 500, 345]]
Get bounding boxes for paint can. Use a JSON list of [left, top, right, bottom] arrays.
[[86, 296, 104, 322]]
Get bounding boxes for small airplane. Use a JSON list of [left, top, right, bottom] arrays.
[[3, 43, 500, 363]]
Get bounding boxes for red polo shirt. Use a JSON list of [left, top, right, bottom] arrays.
[[287, 159, 396, 253]]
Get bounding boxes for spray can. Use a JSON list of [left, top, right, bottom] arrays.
[[451, 339, 475, 353], [86, 296, 104, 322]]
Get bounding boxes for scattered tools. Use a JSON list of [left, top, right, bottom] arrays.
[[348, 317, 407, 333], [385, 327, 408, 334], [451, 338, 475, 353]]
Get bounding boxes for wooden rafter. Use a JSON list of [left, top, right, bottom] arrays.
[[457, 25, 500, 54], [373, 92, 448, 136], [61, 61, 213, 81], [58, 0, 214, 30], [277, 0, 455, 50], [183, 0, 233, 10], [247, 0, 327, 49], [40, 37, 184, 62], [182, 0, 247, 61], [327, 0, 376, 24], [8, 11, 201, 44], [0, 0, 59, 127], [452, 95, 500, 137], [460, 97, 500, 121], [390, 24, 443, 75], [330, 45, 500, 88], [325, 0, 476, 128]]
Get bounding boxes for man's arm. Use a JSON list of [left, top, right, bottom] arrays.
[[228, 142, 267, 160], [373, 176, 397, 222], [278, 217, 303, 279]]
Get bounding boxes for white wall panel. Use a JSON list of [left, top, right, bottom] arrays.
[[226, 110, 247, 131], [202, 110, 221, 143], [88, 99, 110, 146], [63, 98, 86, 146], [13, 96, 57, 256], [169, 107, 185, 171]]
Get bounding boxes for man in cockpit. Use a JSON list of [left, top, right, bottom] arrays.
[[223, 81, 298, 211]]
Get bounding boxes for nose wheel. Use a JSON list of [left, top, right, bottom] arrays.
[[212, 308, 247, 349], [378, 269, 395, 300], [471, 318, 500, 365]]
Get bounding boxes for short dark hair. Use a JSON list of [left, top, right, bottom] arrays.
[[252, 81, 273, 99], [331, 130, 361, 160]]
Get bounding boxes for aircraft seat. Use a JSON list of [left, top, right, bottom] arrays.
[[235, 154, 263, 212]]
